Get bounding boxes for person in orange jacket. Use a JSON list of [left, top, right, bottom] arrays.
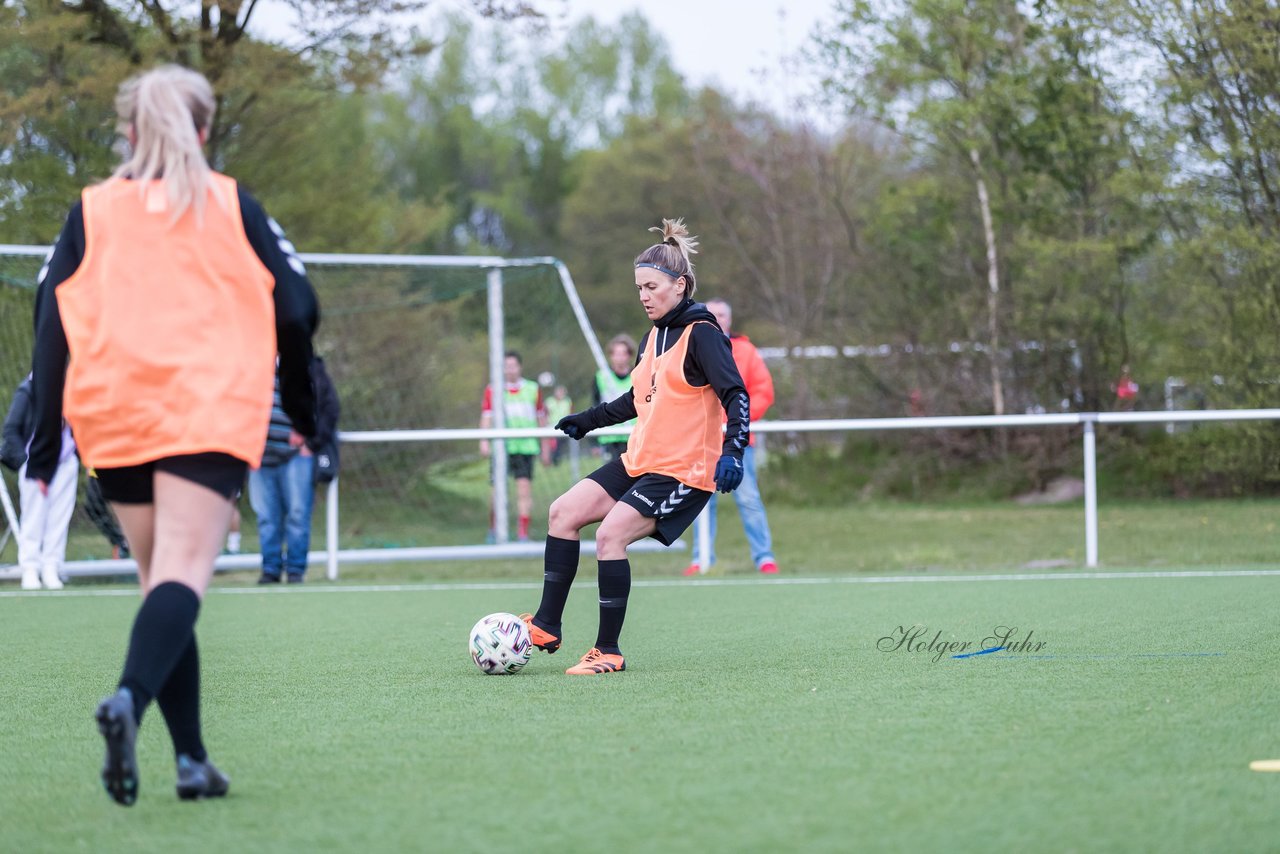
[[683, 298, 778, 575], [521, 218, 749, 675], [28, 65, 318, 806]]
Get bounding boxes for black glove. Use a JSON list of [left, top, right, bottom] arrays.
[[714, 454, 743, 493], [555, 411, 595, 441]]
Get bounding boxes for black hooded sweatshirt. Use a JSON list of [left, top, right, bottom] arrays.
[[580, 297, 749, 459]]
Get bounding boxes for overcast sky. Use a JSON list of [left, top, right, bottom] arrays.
[[252, 0, 839, 116], [544, 0, 837, 113]]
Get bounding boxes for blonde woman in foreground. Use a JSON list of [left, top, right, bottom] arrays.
[[28, 65, 319, 805]]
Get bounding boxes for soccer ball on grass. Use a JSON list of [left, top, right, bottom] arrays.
[[469, 612, 532, 674]]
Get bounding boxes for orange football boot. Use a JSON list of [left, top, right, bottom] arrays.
[[565, 648, 626, 675], [519, 613, 561, 653]]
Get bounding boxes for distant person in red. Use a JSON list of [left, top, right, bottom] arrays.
[[1113, 366, 1139, 410], [908, 388, 926, 417]]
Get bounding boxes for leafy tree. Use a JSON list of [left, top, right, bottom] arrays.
[[817, 0, 1168, 414], [370, 12, 688, 256], [0, 0, 544, 246], [819, 0, 1045, 414], [556, 113, 710, 360], [1120, 0, 1280, 402], [0, 2, 127, 241]]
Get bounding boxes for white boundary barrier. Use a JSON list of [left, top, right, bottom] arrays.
[[5, 244, 1279, 581], [3, 407, 1278, 583], [5, 408, 1280, 580], [330, 408, 1280, 576]]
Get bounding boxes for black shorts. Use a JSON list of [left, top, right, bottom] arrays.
[[586, 457, 712, 546], [491, 453, 535, 482], [95, 453, 249, 505]]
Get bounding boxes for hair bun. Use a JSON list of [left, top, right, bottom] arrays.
[[636, 217, 699, 296], [648, 218, 699, 257]]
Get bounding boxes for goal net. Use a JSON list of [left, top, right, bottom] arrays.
[[0, 247, 629, 570]]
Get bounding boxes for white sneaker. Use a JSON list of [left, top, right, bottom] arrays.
[[21, 570, 40, 590], [41, 568, 64, 591]]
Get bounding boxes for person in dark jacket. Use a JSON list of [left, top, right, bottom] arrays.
[[4, 374, 78, 590], [248, 356, 337, 584], [1, 376, 33, 473], [310, 357, 341, 484]]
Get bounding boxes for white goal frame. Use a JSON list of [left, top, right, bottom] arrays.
[[0, 246, 623, 577]]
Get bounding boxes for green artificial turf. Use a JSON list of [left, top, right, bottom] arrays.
[[3, 571, 1280, 852]]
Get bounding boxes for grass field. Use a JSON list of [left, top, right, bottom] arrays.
[[4, 569, 1280, 852]]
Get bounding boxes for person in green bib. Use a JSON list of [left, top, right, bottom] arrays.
[[545, 384, 573, 465], [593, 334, 638, 461], [480, 351, 550, 542]]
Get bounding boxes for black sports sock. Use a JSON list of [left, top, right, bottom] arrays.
[[156, 634, 207, 762], [534, 535, 580, 632], [595, 558, 631, 655], [118, 581, 201, 723]]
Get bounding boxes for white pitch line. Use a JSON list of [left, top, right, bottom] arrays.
[[3, 568, 1280, 599]]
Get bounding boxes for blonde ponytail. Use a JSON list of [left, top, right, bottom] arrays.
[[113, 65, 216, 224], [634, 217, 699, 295]]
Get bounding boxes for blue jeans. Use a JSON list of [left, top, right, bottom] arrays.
[[693, 445, 775, 568], [249, 453, 315, 578]]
